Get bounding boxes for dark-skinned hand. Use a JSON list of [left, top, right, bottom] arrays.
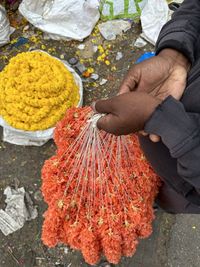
[[95, 91, 161, 135], [95, 49, 190, 137]]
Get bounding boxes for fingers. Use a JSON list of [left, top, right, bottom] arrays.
[[139, 130, 148, 136], [139, 131, 160, 142], [118, 85, 130, 95], [149, 134, 160, 142], [118, 71, 137, 95], [97, 114, 120, 135], [94, 98, 119, 134], [95, 98, 115, 114]]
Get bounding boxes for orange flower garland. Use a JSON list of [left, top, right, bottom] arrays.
[[41, 107, 160, 265]]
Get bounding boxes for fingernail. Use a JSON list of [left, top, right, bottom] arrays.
[[91, 101, 97, 113]]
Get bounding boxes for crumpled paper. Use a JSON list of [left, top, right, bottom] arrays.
[[0, 186, 38, 236]]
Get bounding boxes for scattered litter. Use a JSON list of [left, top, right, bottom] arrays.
[[0, 186, 38, 236], [111, 66, 117, 71], [60, 54, 65, 60], [64, 247, 69, 254], [22, 29, 35, 39], [136, 52, 155, 64], [99, 263, 111, 267], [85, 87, 96, 92], [34, 190, 43, 202], [74, 62, 87, 74], [99, 78, 107, 86], [7, 246, 21, 265], [23, 25, 29, 31], [79, 40, 96, 59], [69, 57, 78, 65], [192, 226, 196, 230], [141, 0, 169, 45], [77, 44, 85, 50], [100, 0, 147, 20], [11, 36, 29, 48], [98, 20, 132, 41], [28, 46, 36, 51], [0, 5, 15, 47], [19, 0, 100, 41], [82, 67, 94, 78], [116, 52, 123, 61], [91, 73, 99, 80], [134, 37, 147, 48], [93, 45, 98, 53], [43, 33, 51, 41]]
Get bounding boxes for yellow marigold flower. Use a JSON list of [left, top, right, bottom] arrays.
[[0, 51, 80, 131], [98, 45, 104, 54], [105, 60, 111, 66], [87, 68, 94, 74]]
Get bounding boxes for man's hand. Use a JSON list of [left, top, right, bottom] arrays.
[[119, 49, 190, 99], [97, 49, 190, 139], [95, 91, 161, 135]]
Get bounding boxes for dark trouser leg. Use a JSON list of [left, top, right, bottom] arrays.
[[156, 183, 200, 214], [139, 136, 200, 214]]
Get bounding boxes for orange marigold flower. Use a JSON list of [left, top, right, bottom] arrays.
[[41, 107, 161, 265]]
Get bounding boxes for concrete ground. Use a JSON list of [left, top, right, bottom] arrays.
[[0, 6, 200, 267]]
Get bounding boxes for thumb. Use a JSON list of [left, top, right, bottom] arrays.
[[97, 113, 119, 135], [118, 75, 137, 95], [95, 98, 115, 114], [118, 84, 130, 95]]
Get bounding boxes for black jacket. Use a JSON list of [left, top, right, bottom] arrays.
[[144, 0, 200, 205]]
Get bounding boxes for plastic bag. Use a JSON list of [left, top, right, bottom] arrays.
[[98, 19, 132, 40], [0, 52, 83, 146], [19, 0, 100, 41], [100, 0, 147, 20], [0, 5, 15, 47], [140, 0, 169, 45]]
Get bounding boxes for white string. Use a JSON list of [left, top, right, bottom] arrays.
[[60, 111, 135, 225]]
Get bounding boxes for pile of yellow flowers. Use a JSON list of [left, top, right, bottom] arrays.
[[0, 51, 80, 131]]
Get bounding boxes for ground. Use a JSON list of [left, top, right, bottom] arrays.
[[0, 6, 200, 267]]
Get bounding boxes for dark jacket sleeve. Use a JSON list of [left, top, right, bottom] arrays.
[[144, 97, 200, 204], [156, 0, 200, 64]]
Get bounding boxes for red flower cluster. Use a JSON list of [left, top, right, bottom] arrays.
[[41, 107, 160, 265]]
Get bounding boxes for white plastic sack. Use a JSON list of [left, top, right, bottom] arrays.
[[0, 52, 83, 146], [140, 0, 169, 45], [0, 5, 15, 47], [19, 0, 100, 41], [100, 0, 147, 20]]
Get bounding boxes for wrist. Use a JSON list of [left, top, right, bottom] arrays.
[[143, 95, 162, 126], [158, 48, 191, 72]]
